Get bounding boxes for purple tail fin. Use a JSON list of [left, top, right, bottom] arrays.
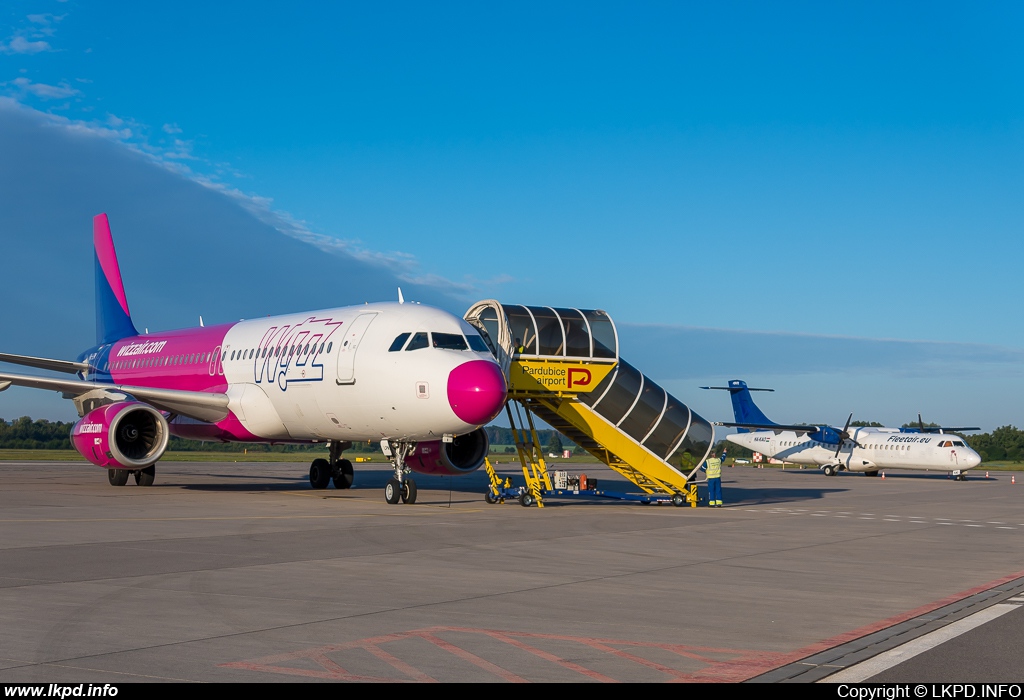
[[94, 213, 139, 345]]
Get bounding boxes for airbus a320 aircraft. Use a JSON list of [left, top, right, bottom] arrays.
[[703, 380, 982, 480], [0, 214, 508, 503]]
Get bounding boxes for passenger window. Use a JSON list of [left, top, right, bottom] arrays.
[[389, 333, 411, 352], [433, 333, 468, 350], [406, 332, 429, 351]]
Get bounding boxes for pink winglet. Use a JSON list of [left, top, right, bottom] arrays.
[[93, 213, 131, 317]]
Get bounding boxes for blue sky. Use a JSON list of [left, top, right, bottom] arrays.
[[2, 2, 1023, 429]]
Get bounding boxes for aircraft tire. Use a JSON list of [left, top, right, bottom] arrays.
[[108, 469, 129, 486], [385, 478, 402, 504], [134, 465, 156, 487], [309, 459, 331, 489], [823, 465, 836, 477], [401, 479, 418, 504], [332, 458, 354, 489]]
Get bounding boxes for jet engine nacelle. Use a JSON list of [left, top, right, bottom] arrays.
[[71, 401, 170, 469], [406, 428, 489, 476]]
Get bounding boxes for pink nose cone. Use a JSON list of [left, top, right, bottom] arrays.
[[447, 360, 507, 425]]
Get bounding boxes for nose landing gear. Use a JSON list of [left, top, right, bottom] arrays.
[[381, 439, 417, 505]]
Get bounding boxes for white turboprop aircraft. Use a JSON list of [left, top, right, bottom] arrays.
[[0, 214, 508, 503], [703, 380, 982, 480]]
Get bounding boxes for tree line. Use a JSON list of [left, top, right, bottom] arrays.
[[4, 416, 1017, 462]]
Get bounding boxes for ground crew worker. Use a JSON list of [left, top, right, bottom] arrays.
[[701, 449, 727, 507], [514, 337, 525, 355]]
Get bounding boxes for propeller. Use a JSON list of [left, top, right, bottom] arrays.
[[833, 413, 863, 459]]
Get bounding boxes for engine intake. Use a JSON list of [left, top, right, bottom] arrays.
[[406, 428, 489, 476], [71, 402, 169, 469]]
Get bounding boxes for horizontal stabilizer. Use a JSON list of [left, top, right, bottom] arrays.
[[715, 421, 820, 433], [0, 371, 230, 423], [0, 352, 90, 374], [915, 426, 980, 433], [701, 386, 774, 392]]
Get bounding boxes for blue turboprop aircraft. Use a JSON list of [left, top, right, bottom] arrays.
[[703, 380, 981, 480]]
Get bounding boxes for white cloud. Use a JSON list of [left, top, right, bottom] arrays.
[[26, 13, 65, 36], [1, 36, 52, 54], [0, 98, 494, 297], [164, 138, 197, 160], [10, 77, 78, 99]]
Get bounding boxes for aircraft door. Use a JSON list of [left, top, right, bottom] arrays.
[[336, 312, 378, 385]]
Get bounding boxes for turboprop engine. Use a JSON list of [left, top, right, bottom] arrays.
[[405, 428, 489, 476], [71, 401, 169, 469]]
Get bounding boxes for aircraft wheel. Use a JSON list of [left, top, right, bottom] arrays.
[[519, 492, 535, 507], [134, 465, 155, 487], [671, 494, 685, 507], [822, 465, 836, 477], [401, 479, 418, 504], [108, 469, 129, 486], [309, 459, 331, 489], [385, 478, 402, 504], [332, 458, 354, 489]]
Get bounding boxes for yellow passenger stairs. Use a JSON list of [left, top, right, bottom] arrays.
[[465, 301, 715, 506]]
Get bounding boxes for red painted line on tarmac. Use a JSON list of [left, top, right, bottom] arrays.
[[723, 568, 1024, 682], [219, 573, 1024, 685], [481, 630, 618, 683], [417, 632, 528, 682], [581, 640, 693, 680], [363, 644, 437, 683]]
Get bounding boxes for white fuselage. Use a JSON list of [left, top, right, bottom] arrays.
[[105, 301, 507, 443], [221, 303, 499, 442], [726, 427, 982, 473]]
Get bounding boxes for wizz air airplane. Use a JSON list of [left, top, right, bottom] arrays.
[[0, 214, 508, 503], [703, 380, 982, 480]]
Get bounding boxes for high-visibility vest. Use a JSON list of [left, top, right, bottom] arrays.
[[705, 458, 722, 479]]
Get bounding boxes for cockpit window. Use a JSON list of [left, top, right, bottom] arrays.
[[953, 441, 966, 447], [466, 334, 489, 353], [389, 333, 411, 352], [433, 333, 468, 350], [405, 332, 429, 351]]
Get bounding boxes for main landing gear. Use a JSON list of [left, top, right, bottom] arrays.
[[309, 441, 355, 490], [822, 464, 839, 477], [381, 439, 417, 505], [107, 466, 155, 486]]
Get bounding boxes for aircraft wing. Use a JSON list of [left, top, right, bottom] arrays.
[[714, 421, 820, 433], [0, 352, 89, 374], [0, 371, 230, 423]]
